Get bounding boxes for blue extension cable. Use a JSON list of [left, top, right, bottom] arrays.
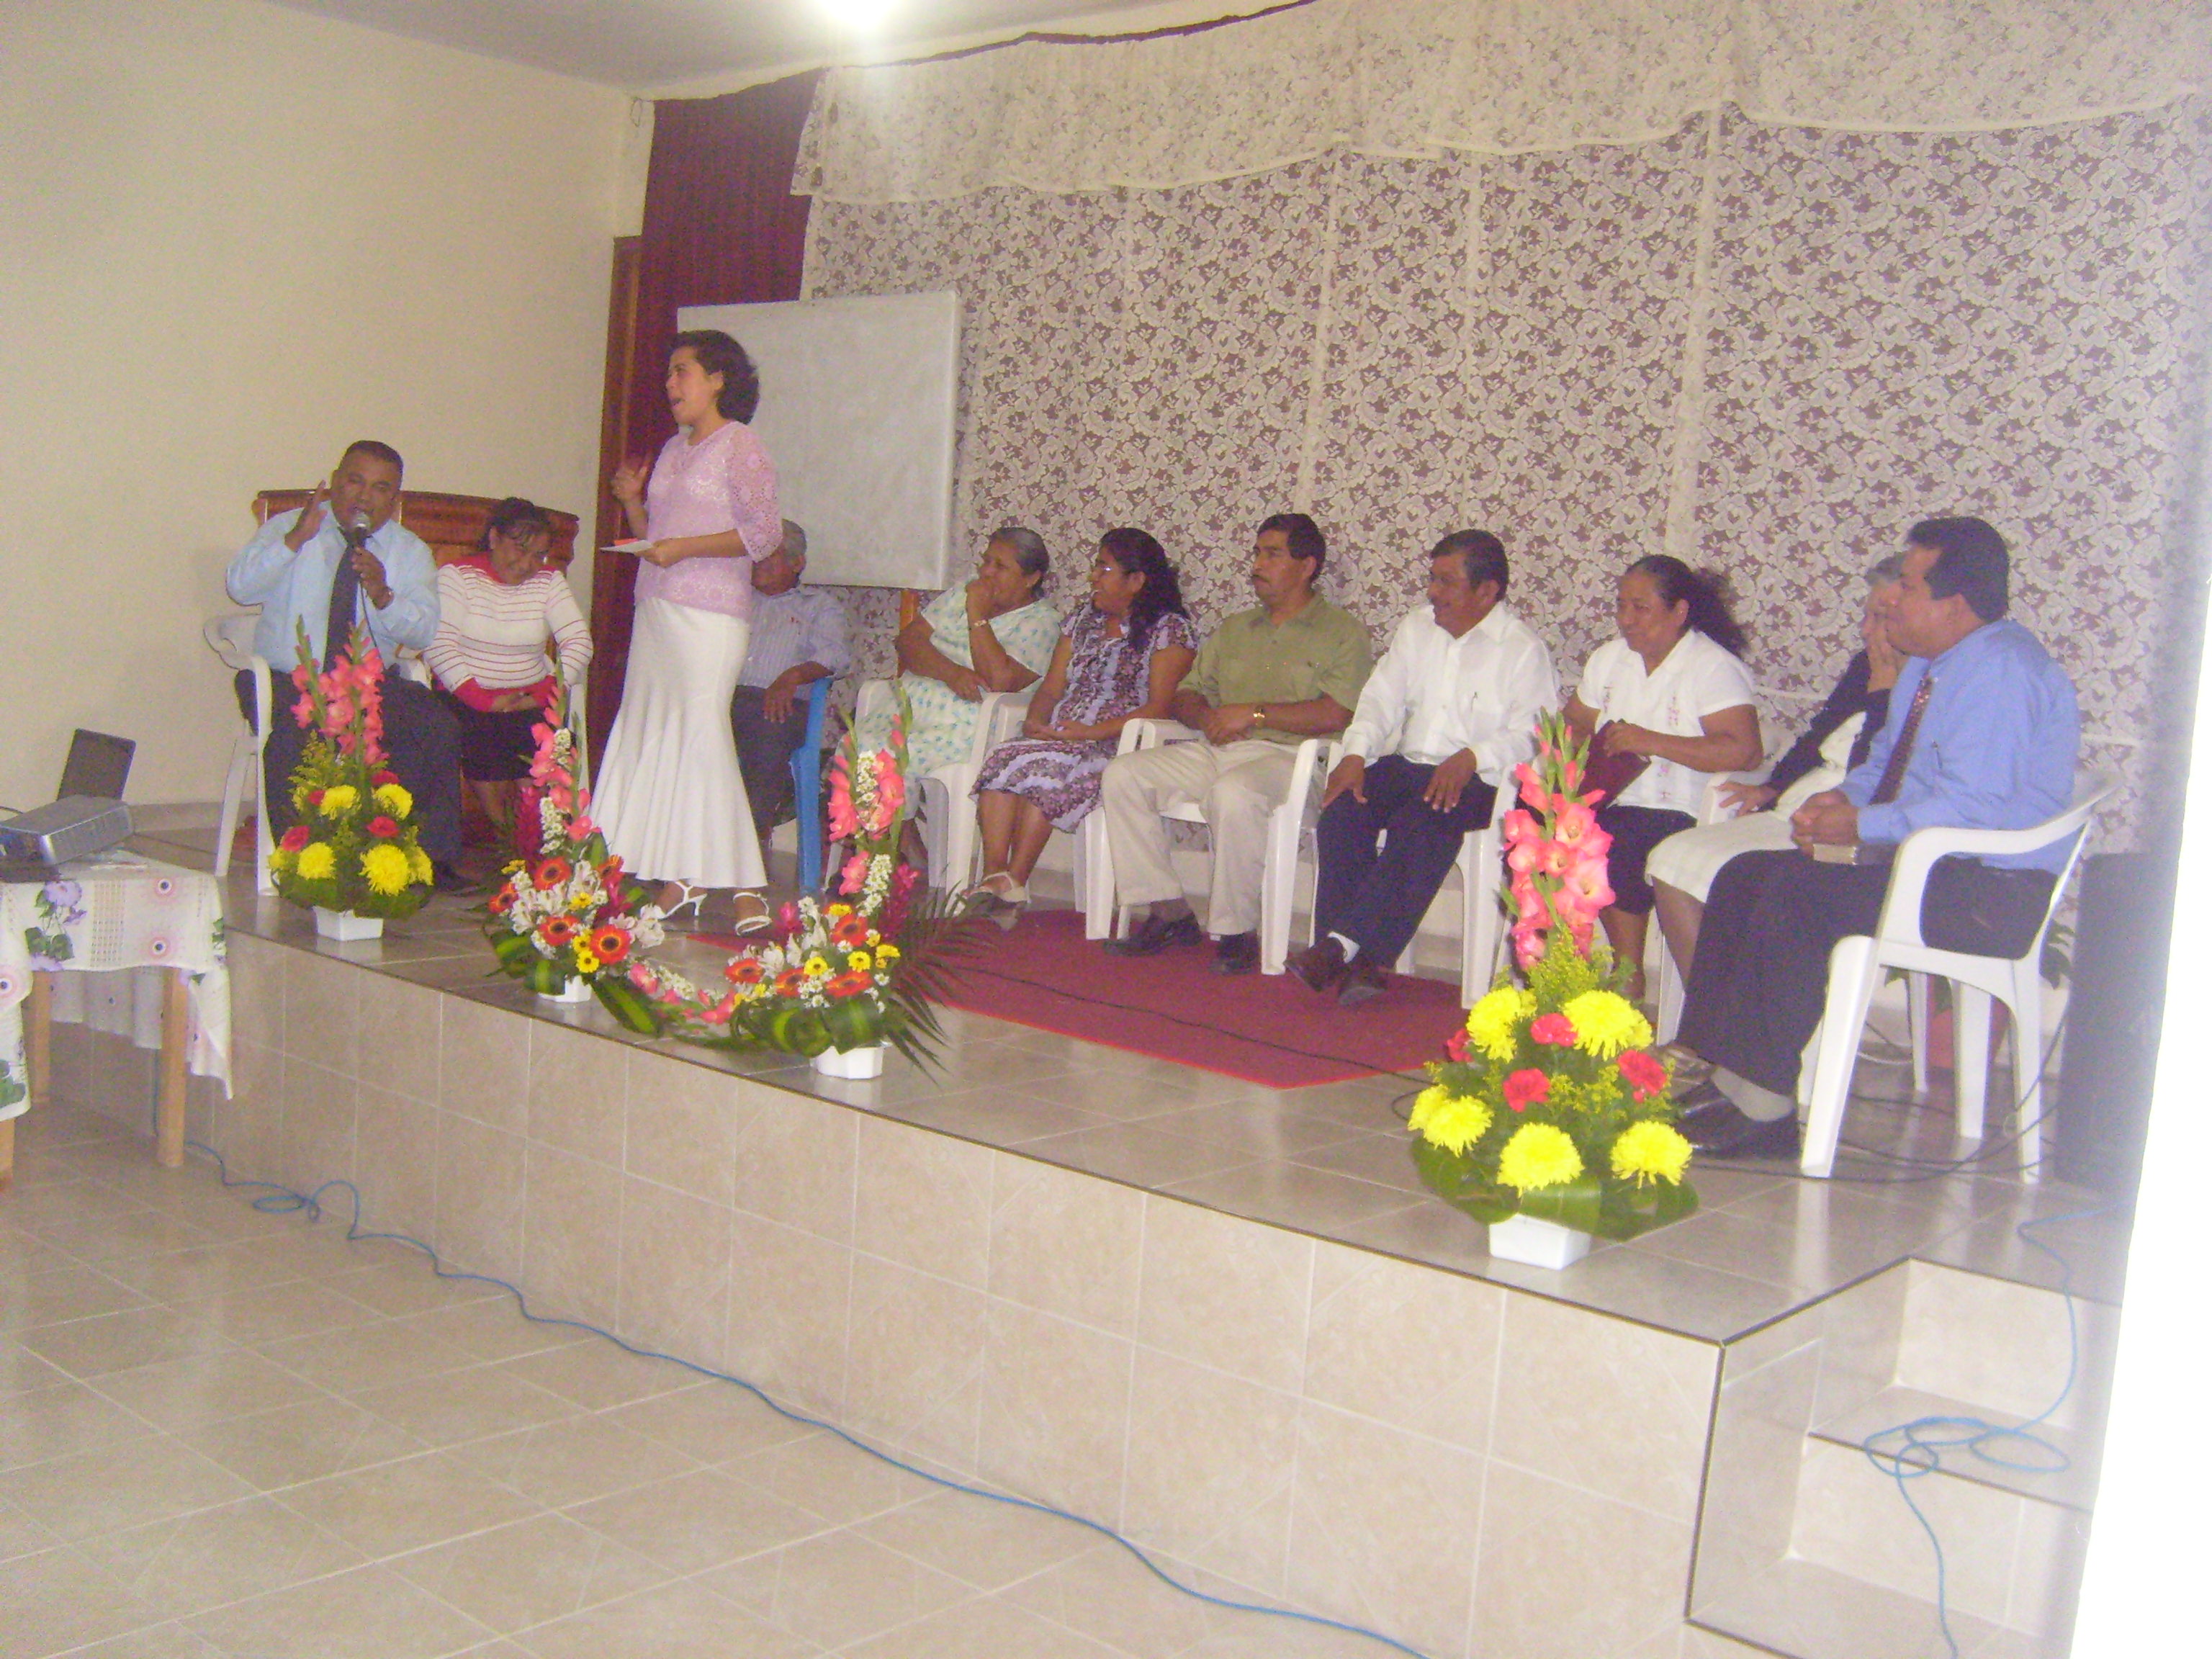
[[1858, 1202, 2114, 1659], [183, 1138, 1431, 1658]]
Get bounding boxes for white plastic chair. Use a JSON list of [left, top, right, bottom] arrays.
[[1797, 768, 2116, 1181], [205, 613, 277, 895], [1272, 743, 1517, 1006], [854, 680, 1027, 891], [1094, 719, 1325, 975]]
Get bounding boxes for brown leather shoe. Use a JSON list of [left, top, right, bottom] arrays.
[[1287, 938, 1348, 994], [1336, 961, 1389, 1007]]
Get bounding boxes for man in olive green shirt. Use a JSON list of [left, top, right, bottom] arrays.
[[1102, 513, 1373, 973]]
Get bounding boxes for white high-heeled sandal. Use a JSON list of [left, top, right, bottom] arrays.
[[659, 881, 707, 922]]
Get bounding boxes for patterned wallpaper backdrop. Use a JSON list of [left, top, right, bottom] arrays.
[[803, 102, 2212, 848]]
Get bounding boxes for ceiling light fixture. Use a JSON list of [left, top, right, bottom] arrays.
[[818, 0, 899, 32]]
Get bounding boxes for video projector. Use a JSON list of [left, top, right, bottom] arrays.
[[0, 796, 135, 867]]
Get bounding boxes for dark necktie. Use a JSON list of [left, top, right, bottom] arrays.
[[323, 533, 362, 672], [1869, 673, 1935, 806]]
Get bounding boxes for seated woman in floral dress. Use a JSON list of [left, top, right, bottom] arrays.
[[967, 529, 1197, 925]]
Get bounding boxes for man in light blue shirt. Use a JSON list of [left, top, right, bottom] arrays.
[[730, 521, 850, 840], [226, 440, 466, 882], [1677, 516, 2081, 1155]]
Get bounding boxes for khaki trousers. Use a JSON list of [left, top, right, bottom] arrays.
[[1099, 738, 1296, 936]]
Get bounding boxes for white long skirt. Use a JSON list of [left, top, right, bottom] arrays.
[[1645, 765, 1843, 902], [595, 596, 763, 889]]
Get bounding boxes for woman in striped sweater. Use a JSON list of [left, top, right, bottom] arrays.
[[425, 498, 593, 842]]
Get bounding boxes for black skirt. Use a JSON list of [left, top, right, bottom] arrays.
[[439, 691, 542, 783]]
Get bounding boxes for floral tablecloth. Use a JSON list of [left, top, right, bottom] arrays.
[[0, 854, 230, 1123]]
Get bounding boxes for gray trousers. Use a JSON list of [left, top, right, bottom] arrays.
[[1098, 738, 1295, 936]]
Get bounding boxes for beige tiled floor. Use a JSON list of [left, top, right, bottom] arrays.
[[1, 1102, 1403, 1659]]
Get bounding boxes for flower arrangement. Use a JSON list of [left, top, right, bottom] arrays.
[[482, 700, 666, 1025], [624, 694, 976, 1066], [268, 625, 433, 919], [1408, 712, 1697, 1239]]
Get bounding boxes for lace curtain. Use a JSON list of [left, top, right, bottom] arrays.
[[795, 0, 2212, 203], [804, 101, 2212, 847]]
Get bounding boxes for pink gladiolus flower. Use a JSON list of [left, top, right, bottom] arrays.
[[1539, 842, 1571, 877], [1506, 840, 1543, 875], [840, 853, 871, 894], [292, 692, 316, 729], [1554, 801, 1598, 846]]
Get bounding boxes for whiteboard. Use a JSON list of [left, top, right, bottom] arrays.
[[678, 292, 959, 591]]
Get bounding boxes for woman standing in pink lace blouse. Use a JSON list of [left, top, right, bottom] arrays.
[[599, 330, 783, 931]]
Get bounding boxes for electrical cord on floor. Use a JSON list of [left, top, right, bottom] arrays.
[[182, 1137, 1434, 1659], [1856, 1202, 2110, 1659]]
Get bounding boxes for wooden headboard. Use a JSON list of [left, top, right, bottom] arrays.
[[251, 490, 580, 573]]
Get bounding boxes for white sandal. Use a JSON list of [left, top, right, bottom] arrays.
[[730, 891, 773, 935], [659, 880, 707, 921]]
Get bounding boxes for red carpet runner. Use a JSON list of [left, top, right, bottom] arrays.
[[936, 909, 1467, 1088]]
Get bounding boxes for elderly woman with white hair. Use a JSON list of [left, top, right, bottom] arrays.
[[1648, 554, 1907, 999]]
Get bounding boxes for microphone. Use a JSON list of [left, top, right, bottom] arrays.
[[339, 511, 372, 550]]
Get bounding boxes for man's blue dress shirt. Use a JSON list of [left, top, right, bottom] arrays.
[[1842, 619, 2080, 873], [227, 508, 441, 671]]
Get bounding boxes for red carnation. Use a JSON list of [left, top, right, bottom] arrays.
[[367, 815, 400, 839], [1530, 1013, 1576, 1047], [1503, 1069, 1551, 1112], [279, 824, 311, 853], [1617, 1049, 1668, 1102], [372, 769, 400, 787], [539, 916, 578, 948]]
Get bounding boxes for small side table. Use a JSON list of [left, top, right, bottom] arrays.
[[0, 857, 229, 1187]]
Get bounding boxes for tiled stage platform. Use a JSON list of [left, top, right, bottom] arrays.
[[20, 853, 2136, 1659]]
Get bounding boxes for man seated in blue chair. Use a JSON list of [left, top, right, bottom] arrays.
[[226, 439, 469, 890], [730, 521, 850, 847], [1287, 529, 1557, 1006], [1675, 516, 2080, 1158]]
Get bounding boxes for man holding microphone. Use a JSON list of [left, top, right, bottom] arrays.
[[227, 439, 467, 887]]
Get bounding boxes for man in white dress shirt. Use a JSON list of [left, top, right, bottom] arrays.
[[1287, 530, 1557, 1005], [730, 521, 850, 840]]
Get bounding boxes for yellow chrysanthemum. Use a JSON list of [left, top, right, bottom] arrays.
[[803, 955, 831, 978], [875, 943, 900, 962], [317, 783, 359, 817], [1561, 990, 1652, 1059], [374, 783, 413, 817], [1465, 986, 1537, 1062], [1497, 1123, 1584, 1192], [408, 845, 434, 884], [1408, 1087, 1493, 1156], [573, 946, 600, 976], [359, 842, 411, 896], [295, 842, 336, 881], [848, 950, 872, 971], [1611, 1120, 1693, 1186]]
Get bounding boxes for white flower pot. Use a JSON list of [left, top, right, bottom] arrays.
[[1488, 1213, 1592, 1269], [314, 907, 383, 941], [811, 1043, 886, 1079], [537, 977, 593, 1004]]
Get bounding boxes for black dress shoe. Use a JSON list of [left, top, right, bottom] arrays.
[[1287, 938, 1348, 994], [1336, 961, 1389, 1007], [1104, 911, 1205, 957], [1683, 1101, 1802, 1159], [1213, 932, 1259, 975]]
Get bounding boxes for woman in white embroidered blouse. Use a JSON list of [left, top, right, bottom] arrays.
[[1565, 556, 1762, 1002], [425, 498, 592, 844]]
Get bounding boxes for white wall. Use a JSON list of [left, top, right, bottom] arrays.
[[0, 0, 631, 809]]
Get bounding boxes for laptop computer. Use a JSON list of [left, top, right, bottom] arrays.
[[0, 729, 135, 881]]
